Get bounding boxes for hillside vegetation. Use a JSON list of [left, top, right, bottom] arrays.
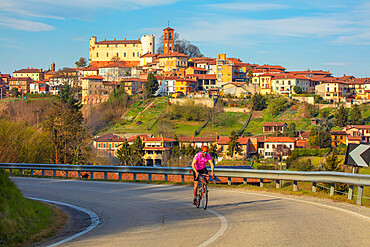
[[0, 170, 66, 246]]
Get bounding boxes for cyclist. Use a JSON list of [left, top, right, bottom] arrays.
[[191, 146, 215, 205]]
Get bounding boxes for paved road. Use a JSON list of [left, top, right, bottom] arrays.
[[13, 177, 370, 247]]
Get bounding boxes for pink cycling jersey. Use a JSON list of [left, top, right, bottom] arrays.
[[194, 152, 211, 170]]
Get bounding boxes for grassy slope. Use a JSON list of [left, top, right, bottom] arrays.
[[0, 170, 66, 246]]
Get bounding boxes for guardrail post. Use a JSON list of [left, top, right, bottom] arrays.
[[260, 179, 264, 188], [90, 172, 94, 180], [181, 175, 185, 183], [65, 171, 68, 178], [228, 177, 231, 185], [119, 172, 122, 180], [356, 186, 363, 205], [243, 178, 247, 185], [276, 180, 281, 189], [104, 172, 108, 180], [312, 182, 317, 193], [348, 185, 354, 200], [31, 169, 34, 176], [133, 173, 137, 180], [148, 174, 152, 181], [42, 170, 45, 176], [164, 174, 168, 182], [20, 169, 23, 175], [78, 171, 81, 178], [53, 170, 56, 177], [330, 183, 335, 196], [293, 181, 298, 192]]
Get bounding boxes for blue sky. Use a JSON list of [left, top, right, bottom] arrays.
[[0, 0, 369, 77]]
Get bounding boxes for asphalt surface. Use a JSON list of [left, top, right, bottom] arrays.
[[13, 177, 370, 247]]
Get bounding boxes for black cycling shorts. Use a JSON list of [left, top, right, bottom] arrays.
[[193, 168, 208, 181]]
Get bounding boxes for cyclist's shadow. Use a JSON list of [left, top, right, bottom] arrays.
[[207, 198, 281, 209]]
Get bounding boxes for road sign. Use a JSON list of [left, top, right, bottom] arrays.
[[344, 144, 370, 167]]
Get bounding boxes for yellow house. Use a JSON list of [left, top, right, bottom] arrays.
[[330, 131, 347, 147], [13, 68, 44, 81], [174, 78, 197, 96], [315, 80, 349, 103], [142, 137, 176, 166], [158, 52, 189, 73], [258, 74, 274, 95]]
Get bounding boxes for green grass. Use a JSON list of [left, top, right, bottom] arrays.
[[0, 170, 66, 246]]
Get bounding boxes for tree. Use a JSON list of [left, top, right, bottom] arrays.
[[252, 93, 267, 111], [116, 142, 131, 165], [208, 101, 223, 127], [286, 122, 296, 137], [116, 137, 144, 166], [144, 73, 159, 98], [75, 57, 87, 68], [334, 105, 349, 127], [247, 70, 253, 79], [227, 130, 242, 160], [349, 104, 363, 125], [10, 87, 19, 98], [308, 128, 331, 148], [293, 86, 302, 94], [322, 150, 348, 192], [208, 143, 218, 163], [43, 83, 89, 164], [156, 32, 203, 57]]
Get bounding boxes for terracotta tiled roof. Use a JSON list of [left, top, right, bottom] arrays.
[[96, 39, 141, 45], [264, 137, 296, 143], [344, 125, 370, 130], [330, 131, 347, 135], [14, 68, 42, 73], [93, 133, 126, 142], [262, 122, 287, 127], [296, 139, 308, 148], [273, 73, 310, 80], [127, 135, 150, 142], [81, 66, 99, 71], [238, 137, 250, 145], [145, 137, 176, 142], [9, 77, 31, 81], [347, 136, 362, 141], [188, 67, 207, 71], [178, 136, 217, 143], [82, 76, 104, 80], [217, 136, 230, 145], [186, 74, 217, 80], [300, 131, 310, 139], [140, 53, 160, 58], [155, 76, 178, 80]]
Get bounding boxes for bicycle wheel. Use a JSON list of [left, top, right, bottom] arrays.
[[196, 185, 201, 208], [202, 182, 208, 210]]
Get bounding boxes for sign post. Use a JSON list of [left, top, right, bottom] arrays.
[[344, 144, 370, 205]]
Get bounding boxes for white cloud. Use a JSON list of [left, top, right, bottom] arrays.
[[0, 16, 54, 32], [207, 2, 289, 11]]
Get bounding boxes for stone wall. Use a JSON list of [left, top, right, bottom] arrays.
[[169, 98, 215, 107]]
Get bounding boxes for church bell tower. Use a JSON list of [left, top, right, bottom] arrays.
[[163, 27, 174, 55]]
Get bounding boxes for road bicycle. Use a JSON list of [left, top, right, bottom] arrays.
[[195, 173, 209, 210]]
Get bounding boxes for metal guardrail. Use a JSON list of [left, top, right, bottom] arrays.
[[1, 163, 369, 205]]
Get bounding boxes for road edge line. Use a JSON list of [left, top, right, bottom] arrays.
[[26, 197, 101, 247]]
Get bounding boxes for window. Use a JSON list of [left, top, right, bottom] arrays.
[[266, 144, 269, 148], [107, 44, 109, 47], [137, 52, 140, 57], [272, 144, 275, 148], [289, 145, 292, 149], [98, 143, 101, 148], [115, 44, 117, 47], [116, 53, 119, 57], [109, 143, 112, 149], [103, 143, 106, 148], [254, 79, 257, 82], [96, 52, 99, 57], [133, 52, 135, 57], [106, 53, 109, 57], [124, 52, 126, 57]]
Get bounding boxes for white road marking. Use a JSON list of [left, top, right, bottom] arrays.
[[16, 178, 228, 247], [213, 189, 370, 221], [26, 197, 101, 247]]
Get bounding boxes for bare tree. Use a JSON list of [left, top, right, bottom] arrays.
[[156, 32, 203, 57]]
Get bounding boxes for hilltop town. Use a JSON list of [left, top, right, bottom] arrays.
[[1, 26, 370, 167]]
